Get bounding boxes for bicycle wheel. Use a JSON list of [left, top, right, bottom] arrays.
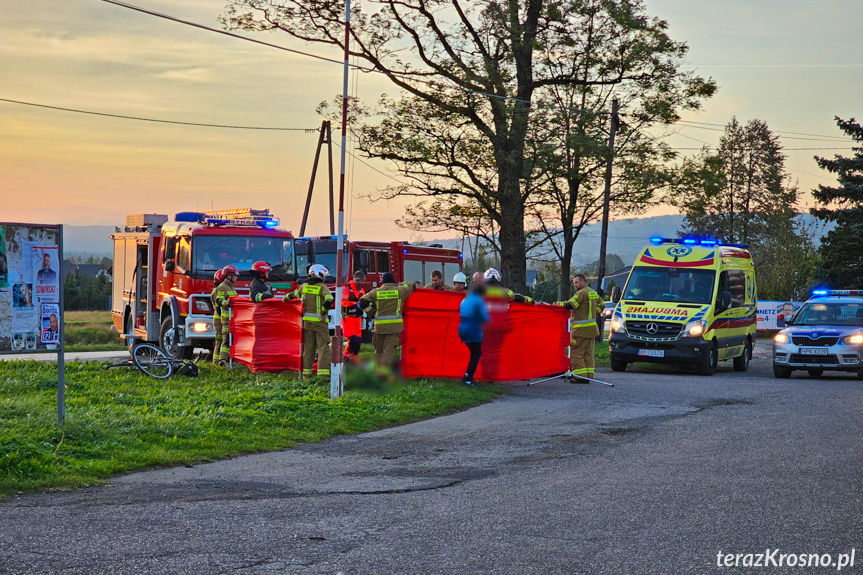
[[132, 343, 174, 379]]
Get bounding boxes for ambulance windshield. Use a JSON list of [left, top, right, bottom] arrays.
[[623, 268, 715, 304], [193, 235, 295, 280]]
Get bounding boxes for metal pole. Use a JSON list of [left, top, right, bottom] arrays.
[[326, 121, 335, 236], [57, 225, 66, 425], [330, 0, 351, 399], [596, 99, 619, 299]]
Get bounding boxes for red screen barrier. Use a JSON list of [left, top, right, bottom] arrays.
[[401, 289, 570, 381], [230, 298, 303, 373]]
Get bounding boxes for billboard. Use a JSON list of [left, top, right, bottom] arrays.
[[0, 223, 62, 353]]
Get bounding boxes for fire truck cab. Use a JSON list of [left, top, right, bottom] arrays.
[[112, 209, 297, 358]]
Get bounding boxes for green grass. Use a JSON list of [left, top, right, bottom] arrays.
[[64, 311, 126, 352], [595, 341, 610, 367], [0, 361, 503, 499]]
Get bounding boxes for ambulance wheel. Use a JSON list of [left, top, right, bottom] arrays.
[[610, 357, 627, 372], [160, 317, 192, 361], [807, 368, 823, 378], [697, 342, 717, 376], [773, 365, 792, 379], [733, 340, 751, 372]]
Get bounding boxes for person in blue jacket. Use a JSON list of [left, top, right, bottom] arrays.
[[458, 284, 490, 386]]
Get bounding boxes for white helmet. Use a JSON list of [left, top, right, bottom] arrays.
[[309, 264, 329, 280], [453, 272, 467, 284], [483, 268, 501, 282]]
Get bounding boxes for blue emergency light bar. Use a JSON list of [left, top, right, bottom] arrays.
[[811, 289, 863, 297], [649, 236, 748, 249]]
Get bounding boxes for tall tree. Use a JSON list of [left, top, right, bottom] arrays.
[[223, 0, 711, 291], [811, 117, 863, 286]]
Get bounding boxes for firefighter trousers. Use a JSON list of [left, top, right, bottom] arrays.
[[212, 316, 222, 364], [302, 328, 331, 378], [570, 336, 595, 378], [218, 309, 232, 362], [372, 332, 400, 375]]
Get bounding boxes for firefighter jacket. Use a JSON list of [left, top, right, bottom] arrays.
[[284, 279, 333, 333], [360, 281, 415, 335], [213, 279, 238, 321], [342, 280, 365, 318], [484, 281, 533, 303], [423, 282, 453, 291], [250, 277, 274, 302], [557, 286, 604, 338]]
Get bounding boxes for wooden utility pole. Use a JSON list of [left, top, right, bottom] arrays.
[[596, 99, 619, 298], [299, 120, 335, 237]]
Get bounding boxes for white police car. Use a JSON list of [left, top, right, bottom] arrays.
[[773, 290, 863, 379]]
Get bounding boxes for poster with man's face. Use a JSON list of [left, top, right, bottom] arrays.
[[40, 303, 60, 345], [31, 246, 59, 306]]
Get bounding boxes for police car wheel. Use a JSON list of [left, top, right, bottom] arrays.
[[807, 368, 823, 379], [773, 365, 792, 379]]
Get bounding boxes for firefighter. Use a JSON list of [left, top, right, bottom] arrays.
[[284, 263, 334, 379], [358, 272, 416, 377], [556, 273, 604, 382], [424, 269, 452, 290], [249, 261, 274, 302], [482, 268, 533, 303], [213, 265, 239, 365], [452, 272, 467, 292], [342, 270, 366, 361], [210, 268, 225, 364]]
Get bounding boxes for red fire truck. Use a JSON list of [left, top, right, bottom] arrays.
[[111, 209, 298, 358], [296, 235, 463, 289]]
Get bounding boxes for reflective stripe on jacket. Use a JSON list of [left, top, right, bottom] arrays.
[[285, 281, 333, 332], [557, 286, 604, 338], [360, 282, 415, 334]]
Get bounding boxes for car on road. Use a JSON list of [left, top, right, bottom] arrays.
[[772, 290, 863, 379], [601, 301, 616, 320]]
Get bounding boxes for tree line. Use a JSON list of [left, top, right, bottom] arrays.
[[219, 0, 857, 298]]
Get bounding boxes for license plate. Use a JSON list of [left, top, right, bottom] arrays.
[[637, 349, 664, 357], [800, 348, 828, 355]]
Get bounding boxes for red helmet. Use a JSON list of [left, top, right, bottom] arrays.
[[221, 265, 239, 279], [213, 269, 225, 283], [251, 261, 272, 279]]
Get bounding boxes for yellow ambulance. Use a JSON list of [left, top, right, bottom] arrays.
[[608, 237, 757, 375]]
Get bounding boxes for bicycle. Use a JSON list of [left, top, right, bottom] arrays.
[[130, 343, 200, 379]]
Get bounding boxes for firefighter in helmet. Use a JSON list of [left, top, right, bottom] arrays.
[[342, 270, 367, 362], [482, 268, 533, 303], [359, 272, 416, 377], [555, 273, 604, 382], [213, 265, 239, 365], [210, 268, 225, 364], [249, 261, 275, 302], [452, 272, 468, 292], [284, 264, 334, 379]]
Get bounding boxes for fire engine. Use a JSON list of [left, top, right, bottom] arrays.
[[111, 209, 298, 358], [296, 235, 463, 289]]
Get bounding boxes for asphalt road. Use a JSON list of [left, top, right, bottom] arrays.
[[2, 351, 862, 574]]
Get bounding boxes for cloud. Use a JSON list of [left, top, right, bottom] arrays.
[[156, 67, 214, 83]]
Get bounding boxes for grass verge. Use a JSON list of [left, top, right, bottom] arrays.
[[0, 361, 503, 499], [64, 311, 126, 352]]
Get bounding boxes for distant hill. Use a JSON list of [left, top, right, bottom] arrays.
[[64, 225, 115, 256]]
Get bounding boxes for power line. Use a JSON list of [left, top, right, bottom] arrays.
[[668, 146, 853, 151], [678, 120, 849, 141], [0, 97, 318, 131]]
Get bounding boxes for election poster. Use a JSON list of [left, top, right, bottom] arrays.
[[31, 245, 60, 306], [40, 303, 60, 346]]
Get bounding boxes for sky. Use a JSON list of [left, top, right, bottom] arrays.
[[0, 0, 860, 241]]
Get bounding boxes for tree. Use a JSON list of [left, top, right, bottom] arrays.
[[583, 253, 625, 276], [811, 117, 863, 286], [223, 0, 711, 291], [674, 117, 796, 244]]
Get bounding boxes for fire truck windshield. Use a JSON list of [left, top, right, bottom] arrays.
[[296, 239, 348, 282], [193, 235, 295, 280]]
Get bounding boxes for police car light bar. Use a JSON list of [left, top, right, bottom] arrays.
[[648, 236, 748, 248], [811, 289, 863, 297]]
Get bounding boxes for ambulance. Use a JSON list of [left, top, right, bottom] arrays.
[[608, 237, 757, 375]]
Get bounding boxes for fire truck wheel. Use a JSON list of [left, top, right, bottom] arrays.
[[160, 317, 193, 360]]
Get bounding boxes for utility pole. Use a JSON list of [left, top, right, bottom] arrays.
[[596, 99, 619, 299], [299, 121, 335, 237]]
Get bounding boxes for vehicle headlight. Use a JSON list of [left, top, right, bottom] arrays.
[[194, 298, 213, 313], [774, 332, 790, 344], [842, 333, 863, 345], [190, 321, 212, 333], [684, 321, 705, 337], [611, 317, 624, 332]]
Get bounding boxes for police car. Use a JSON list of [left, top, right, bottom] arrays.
[[772, 290, 863, 379]]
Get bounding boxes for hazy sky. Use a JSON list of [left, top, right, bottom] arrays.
[[1, 0, 860, 241]]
